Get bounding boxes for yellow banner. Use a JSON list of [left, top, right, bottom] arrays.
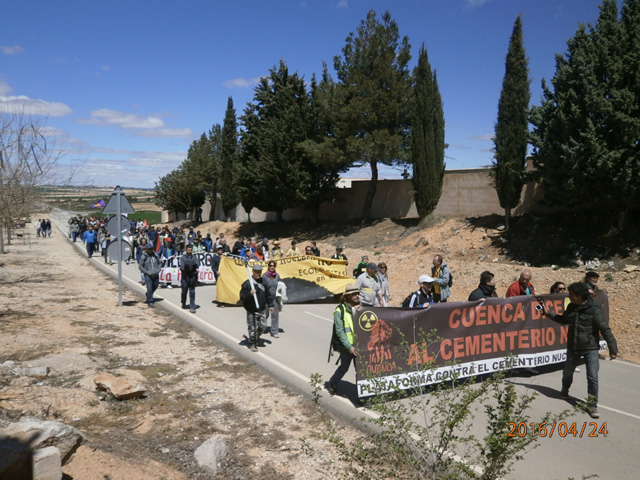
[[216, 255, 353, 305]]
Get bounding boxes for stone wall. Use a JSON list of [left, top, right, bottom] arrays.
[[162, 167, 545, 223]]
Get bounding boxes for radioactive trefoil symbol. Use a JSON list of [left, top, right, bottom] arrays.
[[359, 311, 378, 331]]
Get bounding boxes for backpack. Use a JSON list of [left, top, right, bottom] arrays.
[[328, 304, 346, 362], [448, 271, 453, 288]]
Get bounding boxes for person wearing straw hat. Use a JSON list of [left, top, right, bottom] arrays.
[[327, 283, 360, 395]]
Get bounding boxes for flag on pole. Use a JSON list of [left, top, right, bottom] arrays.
[[90, 199, 105, 209]]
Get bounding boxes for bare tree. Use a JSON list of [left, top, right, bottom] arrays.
[[0, 109, 66, 253]]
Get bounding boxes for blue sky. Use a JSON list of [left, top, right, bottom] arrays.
[[1, 0, 611, 189]]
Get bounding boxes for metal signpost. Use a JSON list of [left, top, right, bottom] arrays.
[[102, 186, 135, 306]]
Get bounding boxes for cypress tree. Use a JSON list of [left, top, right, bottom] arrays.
[[219, 97, 241, 220], [410, 44, 446, 220], [492, 15, 531, 230]]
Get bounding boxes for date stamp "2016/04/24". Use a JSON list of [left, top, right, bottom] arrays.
[[508, 422, 608, 438]]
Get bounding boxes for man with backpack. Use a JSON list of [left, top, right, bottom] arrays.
[[431, 254, 452, 303], [402, 275, 436, 308], [327, 283, 360, 395]]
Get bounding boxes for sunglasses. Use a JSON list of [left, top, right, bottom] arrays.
[[557, 287, 566, 292]]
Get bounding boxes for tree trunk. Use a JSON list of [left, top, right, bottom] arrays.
[[504, 207, 511, 231], [0, 226, 5, 254], [361, 161, 379, 222], [276, 210, 283, 223]]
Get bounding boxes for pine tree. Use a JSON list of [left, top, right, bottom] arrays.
[[239, 60, 311, 222], [492, 15, 530, 230], [530, 0, 640, 227], [410, 44, 446, 221], [334, 10, 412, 221]]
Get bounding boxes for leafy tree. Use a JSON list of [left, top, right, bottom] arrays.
[[219, 97, 241, 220], [410, 44, 446, 221], [530, 0, 640, 227], [183, 125, 221, 220], [333, 10, 412, 221], [296, 67, 351, 223], [153, 169, 203, 219], [492, 15, 530, 230], [239, 60, 312, 222]]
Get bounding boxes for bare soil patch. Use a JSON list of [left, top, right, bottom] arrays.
[[0, 226, 357, 479]]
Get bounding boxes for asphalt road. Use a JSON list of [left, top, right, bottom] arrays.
[[54, 212, 640, 480]]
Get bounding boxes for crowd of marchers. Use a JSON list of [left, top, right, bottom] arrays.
[[62, 216, 618, 419]]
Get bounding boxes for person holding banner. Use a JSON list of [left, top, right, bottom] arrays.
[[468, 271, 499, 301], [402, 275, 436, 308], [180, 244, 199, 313], [286, 240, 301, 257], [506, 269, 535, 297], [262, 261, 282, 337], [357, 263, 384, 307], [271, 240, 284, 259], [542, 282, 618, 419], [240, 264, 274, 352], [328, 283, 361, 395]]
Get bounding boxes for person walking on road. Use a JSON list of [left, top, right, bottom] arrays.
[[82, 226, 97, 258], [262, 261, 281, 337], [328, 283, 360, 395], [542, 282, 618, 419], [239, 264, 274, 352], [180, 244, 199, 313], [138, 242, 161, 308]]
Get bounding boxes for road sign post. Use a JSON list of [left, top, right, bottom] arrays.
[[102, 186, 136, 306]]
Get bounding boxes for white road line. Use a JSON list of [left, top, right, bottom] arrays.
[[599, 404, 640, 420], [304, 311, 333, 323]]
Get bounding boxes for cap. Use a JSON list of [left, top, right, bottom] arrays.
[[367, 262, 379, 271], [336, 246, 344, 250], [418, 274, 436, 284], [216, 245, 223, 250], [252, 264, 263, 271], [144, 242, 154, 249], [273, 240, 281, 245], [344, 283, 359, 295], [362, 255, 369, 259], [263, 237, 268, 242]]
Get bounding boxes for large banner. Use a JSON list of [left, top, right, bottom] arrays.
[[215, 255, 352, 305], [159, 253, 218, 284], [352, 293, 610, 397]]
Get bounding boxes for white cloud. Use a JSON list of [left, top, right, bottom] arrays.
[[77, 108, 192, 138], [223, 77, 262, 89], [0, 95, 72, 116], [467, 0, 489, 7], [0, 77, 11, 95], [468, 134, 493, 142], [1, 45, 24, 55]]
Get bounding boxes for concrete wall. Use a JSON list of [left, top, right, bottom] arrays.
[[162, 167, 545, 223]]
